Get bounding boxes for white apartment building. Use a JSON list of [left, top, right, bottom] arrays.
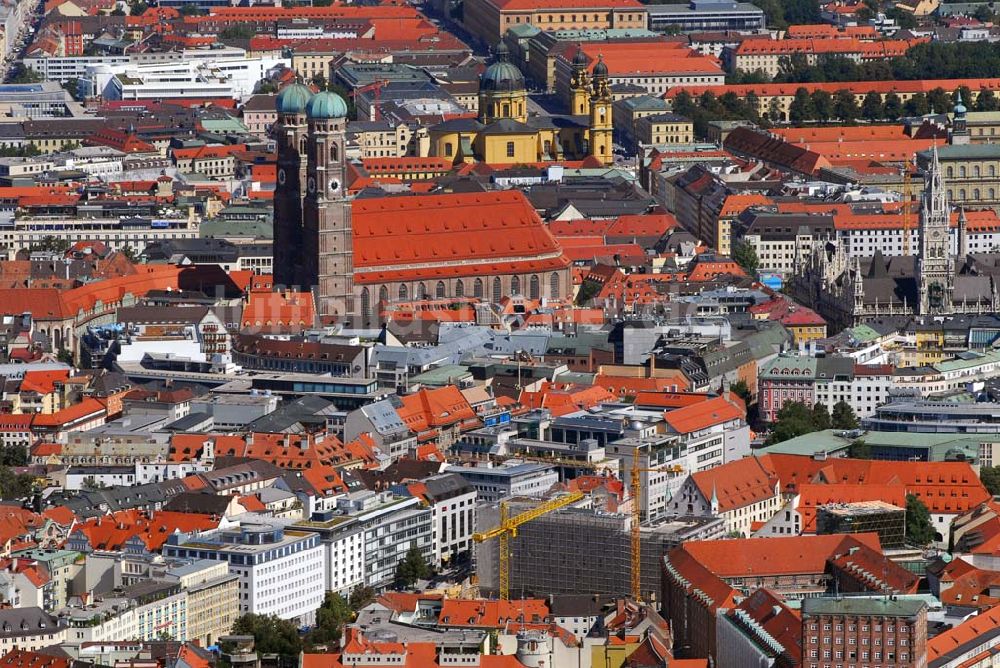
[[162, 523, 325, 625], [293, 491, 434, 595], [0, 609, 65, 652], [0, 214, 199, 257], [91, 56, 290, 102], [416, 472, 477, 567]]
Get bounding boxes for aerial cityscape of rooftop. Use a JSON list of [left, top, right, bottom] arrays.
[[7, 0, 1000, 664]]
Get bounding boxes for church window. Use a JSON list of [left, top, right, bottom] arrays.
[[436, 281, 446, 298], [975, 165, 981, 177], [511, 276, 521, 295], [474, 278, 485, 298], [455, 281, 465, 297], [445, 143, 453, 157], [361, 288, 371, 320], [529, 275, 540, 299], [418, 282, 427, 299], [379, 285, 389, 304], [507, 141, 516, 157], [399, 284, 408, 301], [493, 277, 502, 303], [947, 166, 954, 177], [550, 272, 561, 298], [331, 143, 338, 162]]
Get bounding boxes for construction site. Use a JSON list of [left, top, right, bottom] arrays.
[[816, 500, 906, 549], [474, 500, 725, 602]]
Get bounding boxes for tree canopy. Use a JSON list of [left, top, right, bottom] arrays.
[[832, 400, 860, 430], [232, 614, 303, 656], [395, 546, 430, 587], [732, 240, 760, 278], [905, 494, 935, 546]]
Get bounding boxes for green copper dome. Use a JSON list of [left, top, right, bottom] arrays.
[[275, 83, 313, 114], [480, 42, 525, 93], [306, 90, 349, 120]]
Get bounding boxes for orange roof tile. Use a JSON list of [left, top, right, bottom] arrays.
[[928, 603, 1000, 662], [663, 394, 745, 435], [691, 455, 777, 513]]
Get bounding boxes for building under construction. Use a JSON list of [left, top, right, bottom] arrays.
[[475, 502, 725, 601], [816, 501, 906, 549]]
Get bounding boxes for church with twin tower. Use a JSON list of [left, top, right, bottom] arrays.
[[272, 84, 355, 321], [270, 72, 574, 326]]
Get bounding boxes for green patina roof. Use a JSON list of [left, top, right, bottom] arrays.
[[409, 364, 472, 387], [934, 349, 1000, 373], [848, 324, 882, 343], [759, 354, 818, 379], [200, 218, 273, 240]]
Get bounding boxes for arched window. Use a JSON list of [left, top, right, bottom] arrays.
[[493, 277, 502, 303], [975, 165, 982, 177], [455, 281, 465, 297], [379, 285, 389, 304], [992, 165, 997, 177], [474, 278, 484, 298], [947, 166, 954, 178], [975, 188, 981, 200], [990, 188, 996, 200], [331, 143, 338, 162], [529, 274, 540, 299], [361, 288, 371, 320], [511, 276, 521, 295], [960, 166, 967, 178], [436, 281, 446, 298], [399, 284, 408, 301], [550, 272, 560, 299], [418, 282, 427, 299], [960, 188, 968, 199]]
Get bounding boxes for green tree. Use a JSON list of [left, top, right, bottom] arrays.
[[10, 66, 43, 84], [395, 546, 430, 587], [974, 3, 995, 21], [730, 379, 751, 405], [732, 239, 759, 277], [976, 89, 999, 112], [980, 465, 1000, 496], [847, 439, 871, 459], [307, 592, 353, 647], [56, 348, 74, 365], [833, 89, 859, 122], [811, 90, 834, 122], [348, 585, 376, 611], [178, 3, 203, 14], [0, 445, 26, 467], [883, 92, 903, 119], [220, 24, 256, 39], [861, 91, 883, 121], [30, 235, 70, 253], [904, 92, 930, 116], [766, 401, 816, 444], [905, 494, 935, 546], [256, 79, 278, 94], [927, 87, 952, 115], [0, 466, 35, 499], [232, 614, 303, 656], [811, 402, 832, 430], [885, 6, 917, 28], [118, 245, 140, 264], [831, 400, 859, 430]]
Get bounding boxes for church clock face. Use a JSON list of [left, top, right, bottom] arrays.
[[307, 176, 316, 193], [329, 178, 340, 195], [277, 168, 286, 185]]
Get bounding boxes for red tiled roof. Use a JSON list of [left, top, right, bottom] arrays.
[[438, 599, 549, 627], [691, 454, 777, 513], [681, 533, 882, 578], [928, 603, 1000, 662], [397, 386, 478, 434], [352, 191, 569, 284], [663, 394, 745, 435]]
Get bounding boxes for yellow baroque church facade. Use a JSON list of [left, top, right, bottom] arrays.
[[429, 43, 613, 165]]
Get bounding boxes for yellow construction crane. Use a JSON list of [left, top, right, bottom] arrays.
[[902, 168, 913, 256], [473, 491, 585, 600], [630, 455, 681, 602]]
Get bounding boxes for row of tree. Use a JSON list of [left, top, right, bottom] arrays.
[[765, 400, 859, 445], [771, 41, 1000, 84]]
